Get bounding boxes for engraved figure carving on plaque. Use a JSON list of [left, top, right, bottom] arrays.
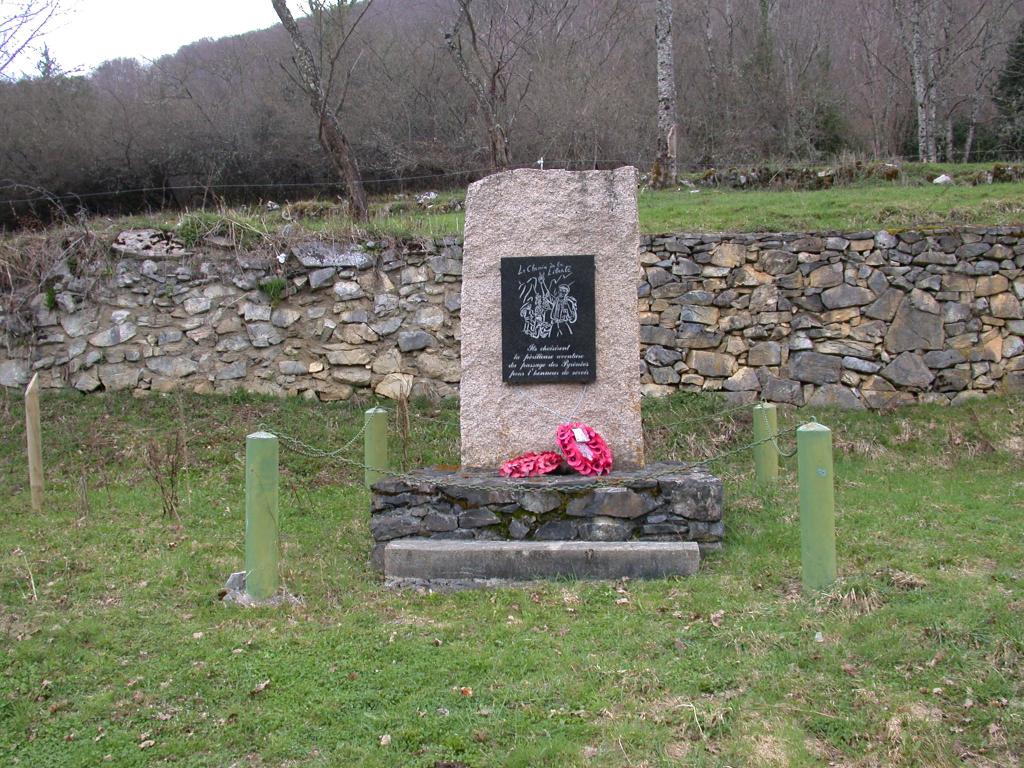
[[500, 255, 596, 384]]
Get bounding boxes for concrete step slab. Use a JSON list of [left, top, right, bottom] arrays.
[[383, 540, 700, 582]]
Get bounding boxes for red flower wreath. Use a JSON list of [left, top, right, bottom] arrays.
[[500, 450, 563, 478], [556, 422, 613, 476]]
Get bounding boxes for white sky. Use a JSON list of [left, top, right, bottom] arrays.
[[15, 0, 285, 76]]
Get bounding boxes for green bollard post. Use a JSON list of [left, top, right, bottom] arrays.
[[364, 407, 389, 490], [752, 402, 779, 484], [245, 431, 279, 600], [797, 422, 837, 592]]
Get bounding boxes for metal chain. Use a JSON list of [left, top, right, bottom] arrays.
[[260, 412, 811, 492], [687, 422, 806, 469], [757, 404, 799, 459], [260, 420, 368, 466]]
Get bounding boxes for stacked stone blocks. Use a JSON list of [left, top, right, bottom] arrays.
[[638, 227, 1024, 407], [0, 232, 463, 401], [2, 227, 1022, 407], [369, 465, 724, 559]]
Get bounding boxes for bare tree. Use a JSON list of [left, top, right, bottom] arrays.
[[847, 0, 907, 157], [0, 0, 59, 79], [684, 0, 741, 162], [934, 0, 1019, 162], [961, 18, 994, 162], [519, 0, 643, 169], [271, 0, 371, 220], [444, 0, 556, 170], [893, 0, 1016, 163], [652, 0, 678, 186], [893, 0, 936, 161]]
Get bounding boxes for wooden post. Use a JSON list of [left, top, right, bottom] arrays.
[[797, 422, 837, 592], [25, 374, 43, 512], [752, 402, 778, 484], [245, 431, 279, 600], [364, 407, 389, 489]]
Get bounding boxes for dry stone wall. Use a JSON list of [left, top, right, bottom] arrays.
[[0, 231, 464, 401], [638, 227, 1024, 408], [1, 226, 1022, 409]]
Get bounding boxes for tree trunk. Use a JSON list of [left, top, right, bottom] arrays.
[[319, 112, 369, 221], [653, 0, 678, 188], [963, 21, 994, 163], [444, 20, 513, 171], [963, 116, 977, 162], [702, 2, 718, 95], [925, 23, 939, 162], [944, 110, 955, 162], [487, 122, 511, 170], [909, 0, 932, 162], [271, 0, 368, 221]]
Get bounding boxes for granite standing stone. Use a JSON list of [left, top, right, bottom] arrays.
[[460, 168, 644, 469]]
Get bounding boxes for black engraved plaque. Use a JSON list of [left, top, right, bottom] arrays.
[[500, 255, 596, 383]]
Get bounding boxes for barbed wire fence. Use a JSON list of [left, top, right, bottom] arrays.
[[2, 150, 1024, 209]]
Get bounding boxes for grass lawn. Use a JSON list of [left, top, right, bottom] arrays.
[[1, 390, 1022, 766], [639, 184, 1024, 234]]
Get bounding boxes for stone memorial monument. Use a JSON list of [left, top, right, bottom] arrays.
[[369, 168, 722, 584], [460, 167, 645, 469]]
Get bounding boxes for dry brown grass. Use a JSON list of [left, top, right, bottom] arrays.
[[833, 434, 892, 460], [0, 222, 106, 338], [751, 733, 789, 767], [816, 584, 885, 617], [946, 421, 996, 460], [876, 568, 929, 590]]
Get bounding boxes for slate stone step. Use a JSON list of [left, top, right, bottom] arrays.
[[383, 540, 700, 582]]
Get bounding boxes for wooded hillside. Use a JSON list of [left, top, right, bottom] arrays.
[[1, 0, 1022, 223]]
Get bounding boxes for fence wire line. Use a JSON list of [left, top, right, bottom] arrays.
[[4, 150, 1024, 207], [259, 408, 810, 493], [0, 159, 596, 206], [0, 166, 496, 206]]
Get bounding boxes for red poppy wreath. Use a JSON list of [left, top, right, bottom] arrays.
[[556, 422, 613, 476], [500, 450, 563, 478]]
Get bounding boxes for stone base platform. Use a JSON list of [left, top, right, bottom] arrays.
[[384, 540, 700, 585], [370, 463, 724, 573]]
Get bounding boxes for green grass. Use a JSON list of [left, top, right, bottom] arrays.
[[1, 390, 1022, 766], [639, 183, 1024, 234], [258, 277, 288, 305]]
